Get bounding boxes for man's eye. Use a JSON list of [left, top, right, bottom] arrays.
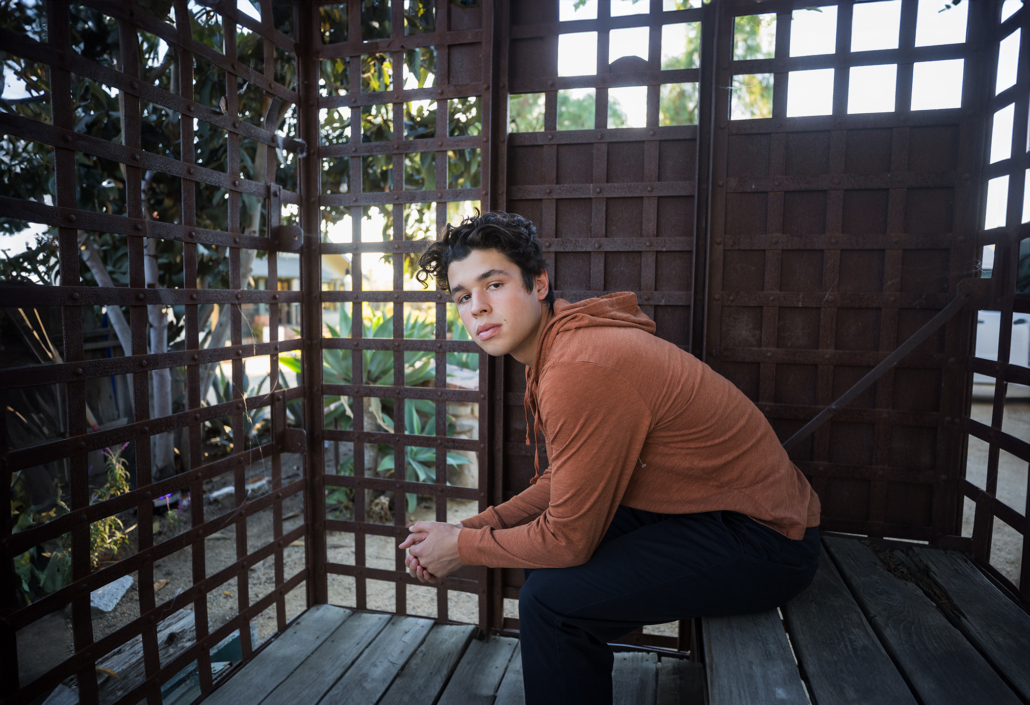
[[458, 294, 469, 303]]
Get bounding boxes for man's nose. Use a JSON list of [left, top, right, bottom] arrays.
[[471, 290, 490, 315]]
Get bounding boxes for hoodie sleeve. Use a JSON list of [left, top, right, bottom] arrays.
[[455, 469, 552, 531], [456, 362, 652, 569]]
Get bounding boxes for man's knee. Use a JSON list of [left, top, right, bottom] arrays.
[[519, 568, 560, 623]]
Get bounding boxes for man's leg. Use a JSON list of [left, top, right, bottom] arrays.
[[517, 509, 819, 705]]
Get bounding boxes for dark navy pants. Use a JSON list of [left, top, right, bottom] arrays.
[[518, 507, 820, 705]]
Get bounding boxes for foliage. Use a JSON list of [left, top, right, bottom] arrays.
[[89, 444, 134, 568], [446, 305, 479, 372], [9, 442, 134, 606], [204, 365, 272, 457], [10, 471, 70, 607], [0, 2, 296, 311], [309, 303, 475, 513], [376, 402, 471, 512]]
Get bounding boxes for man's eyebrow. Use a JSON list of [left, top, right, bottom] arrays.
[[450, 268, 510, 295]]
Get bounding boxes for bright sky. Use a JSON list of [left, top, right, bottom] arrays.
[[1, 0, 1024, 270]]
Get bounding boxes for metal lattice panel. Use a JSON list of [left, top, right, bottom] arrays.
[[1, 1, 306, 701], [305, 0, 494, 625], [706, 0, 985, 543]]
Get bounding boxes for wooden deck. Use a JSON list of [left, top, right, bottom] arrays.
[[203, 535, 1029, 705], [704, 535, 1030, 705], [202, 605, 702, 705]]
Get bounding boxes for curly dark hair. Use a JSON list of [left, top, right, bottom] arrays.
[[415, 210, 555, 307]]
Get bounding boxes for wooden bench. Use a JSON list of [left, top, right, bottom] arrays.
[[199, 534, 1026, 705], [703, 534, 1030, 705]]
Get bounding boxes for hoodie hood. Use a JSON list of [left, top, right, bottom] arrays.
[[523, 292, 656, 483]]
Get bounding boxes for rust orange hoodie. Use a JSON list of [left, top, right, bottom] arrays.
[[456, 292, 821, 569]]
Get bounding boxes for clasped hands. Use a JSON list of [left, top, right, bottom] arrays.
[[398, 521, 463, 584]]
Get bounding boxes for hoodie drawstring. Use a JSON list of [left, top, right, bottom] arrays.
[[524, 378, 542, 484]]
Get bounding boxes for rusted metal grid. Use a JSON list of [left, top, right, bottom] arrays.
[[962, 0, 1030, 602], [310, 0, 495, 628], [706, 0, 985, 548], [1, 1, 307, 702], [492, 0, 709, 652]]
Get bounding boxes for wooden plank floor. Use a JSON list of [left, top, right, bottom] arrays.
[[705, 535, 1030, 705], [207, 605, 700, 705]]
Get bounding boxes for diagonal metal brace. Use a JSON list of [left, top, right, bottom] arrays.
[[783, 283, 977, 453]]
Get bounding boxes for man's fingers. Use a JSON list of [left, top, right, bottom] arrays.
[[398, 534, 418, 549]]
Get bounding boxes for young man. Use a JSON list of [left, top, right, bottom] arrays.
[[398, 211, 821, 704]]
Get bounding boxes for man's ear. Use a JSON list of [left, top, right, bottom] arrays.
[[534, 269, 550, 301]]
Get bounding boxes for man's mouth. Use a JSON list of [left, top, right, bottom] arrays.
[[477, 324, 501, 341]]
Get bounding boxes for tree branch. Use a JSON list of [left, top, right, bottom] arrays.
[[77, 231, 134, 357]]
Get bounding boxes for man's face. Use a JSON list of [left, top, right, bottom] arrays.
[[447, 248, 550, 366]]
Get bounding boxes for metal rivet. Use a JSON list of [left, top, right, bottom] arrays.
[[595, 187, 601, 193], [772, 238, 778, 244], [649, 129, 655, 136], [236, 292, 242, 299], [715, 239, 722, 245], [714, 294, 720, 301], [189, 231, 196, 238], [547, 134, 553, 140], [78, 442, 86, 449], [728, 295, 734, 302], [233, 121, 239, 128], [767, 352, 773, 358], [71, 292, 80, 300], [594, 242, 600, 248], [234, 237, 240, 244], [545, 188, 552, 194], [188, 168, 195, 175], [276, 395, 282, 401], [190, 293, 197, 301], [774, 180, 780, 186], [717, 180, 724, 187], [61, 134, 71, 143], [831, 238, 837, 244], [137, 293, 145, 300], [646, 186, 653, 192], [597, 132, 603, 139], [544, 241, 551, 248], [133, 153, 140, 160], [827, 296, 834, 303], [237, 403, 243, 410], [769, 296, 775, 302], [75, 368, 83, 375], [141, 359, 148, 367], [143, 426, 149, 433], [67, 214, 76, 223], [719, 123, 727, 129], [134, 223, 143, 231], [233, 180, 240, 186], [273, 294, 279, 300], [144, 491, 152, 499], [893, 238, 899, 245], [192, 354, 199, 361], [131, 81, 139, 89], [188, 104, 194, 112]]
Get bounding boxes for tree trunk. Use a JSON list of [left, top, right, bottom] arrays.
[[144, 235, 175, 478], [77, 231, 135, 417], [197, 98, 283, 403]]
